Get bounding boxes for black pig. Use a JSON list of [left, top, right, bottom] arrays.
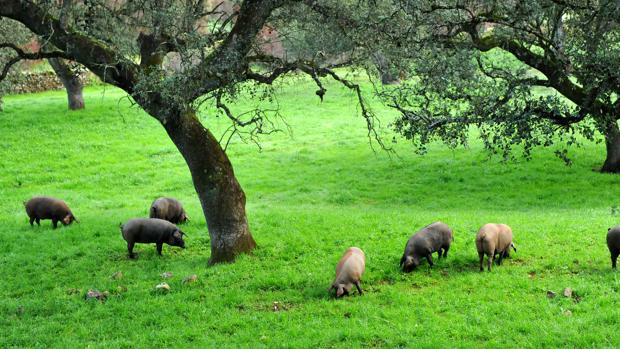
[[607, 226, 620, 269], [120, 218, 186, 258], [149, 197, 189, 224], [24, 196, 78, 229], [400, 221, 453, 272]]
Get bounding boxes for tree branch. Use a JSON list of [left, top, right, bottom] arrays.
[[0, 0, 139, 92], [183, 0, 287, 101], [0, 43, 71, 82], [470, 32, 590, 107]]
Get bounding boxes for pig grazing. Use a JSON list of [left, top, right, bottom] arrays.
[[149, 197, 189, 224], [24, 196, 78, 229], [400, 221, 453, 272], [607, 226, 620, 269], [120, 218, 186, 258], [475, 223, 515, 272], [329, 247, 366, 298]]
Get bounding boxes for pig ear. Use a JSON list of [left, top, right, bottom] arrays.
[[172, 230, 182, 238]]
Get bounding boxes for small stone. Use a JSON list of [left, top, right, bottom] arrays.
[[85, 289, 109, 301], [563, 287, 572, 298], [160, 272, 173, 278], [272, 301, 280, 312], [182, 274, 198, 284], [111, 271, 123, 280], [546, 291, 556, 298], [563, 309, 572, 316], [155, 282, 171, 292], [66, 288, 81, 295]]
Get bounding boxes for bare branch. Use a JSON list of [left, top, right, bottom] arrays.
[[0, 43, 71, 82], [214, 90, 288, 151]]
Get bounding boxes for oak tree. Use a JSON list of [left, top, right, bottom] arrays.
[[0, 0, 383, 263]]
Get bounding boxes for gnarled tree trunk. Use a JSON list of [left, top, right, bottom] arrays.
[[162, 110, 256, 264], [602, 119, 620, 173], [48, 58, 85, 110]]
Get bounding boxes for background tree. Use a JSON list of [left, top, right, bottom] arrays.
[[0, 0, 386, 264], [49, 58, 85, 110], [382, 0, 620, 172], [0, 18, 31, 111], [47, 0, 85, 110]]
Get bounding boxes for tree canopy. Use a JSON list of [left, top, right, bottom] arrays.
[[380, 0, 620, 172]]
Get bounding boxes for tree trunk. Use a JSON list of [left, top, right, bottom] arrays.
[[372, 51, 400, 85], [162, 110, 256, 264], [48, 58, 85, 110], [602, 119, 620, 173]]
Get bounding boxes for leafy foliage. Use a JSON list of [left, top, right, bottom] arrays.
[[0, 18, 31, 109], [379, 0, 620, 170]]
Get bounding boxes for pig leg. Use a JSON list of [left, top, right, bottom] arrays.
[[355, 281, 363, 295], [127, 242, 136, 259], [478, 252, 484, 272], [436, 249, 442, 260], [52, 220, 58, 229], [443, 246, 450, 259], [611, 250, 619, 269], [497, 251, 504, 266], [426, 254, 434, 268], [29, 216, 35, 226], [156, 243, 163, 256], [35, 218, 40, 226], [487, 254, 493, 272]]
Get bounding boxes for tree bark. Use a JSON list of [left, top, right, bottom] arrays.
[[602, 119, 620, 173], [161, 110, 256, 264], [48, 58, 85, 110]]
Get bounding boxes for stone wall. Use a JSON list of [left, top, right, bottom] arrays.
[[8, 71, 94, 94]]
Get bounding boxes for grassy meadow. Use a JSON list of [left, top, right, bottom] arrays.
[[1, 78, 620, 348]]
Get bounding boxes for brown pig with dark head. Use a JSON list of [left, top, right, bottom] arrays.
[[120, 218, 186, 258], [329, 247, 366, 298], [400, 221, 453, 272], [149, 197, 189, 224], [24, 196, 78, 229], [475, 223, 516, 272], [607, 226, 620, 269]]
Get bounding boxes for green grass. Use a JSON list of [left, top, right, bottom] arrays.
[[1, 79, 620, 348]]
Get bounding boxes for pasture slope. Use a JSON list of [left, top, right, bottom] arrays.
[[1, 79, 619, 348]]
